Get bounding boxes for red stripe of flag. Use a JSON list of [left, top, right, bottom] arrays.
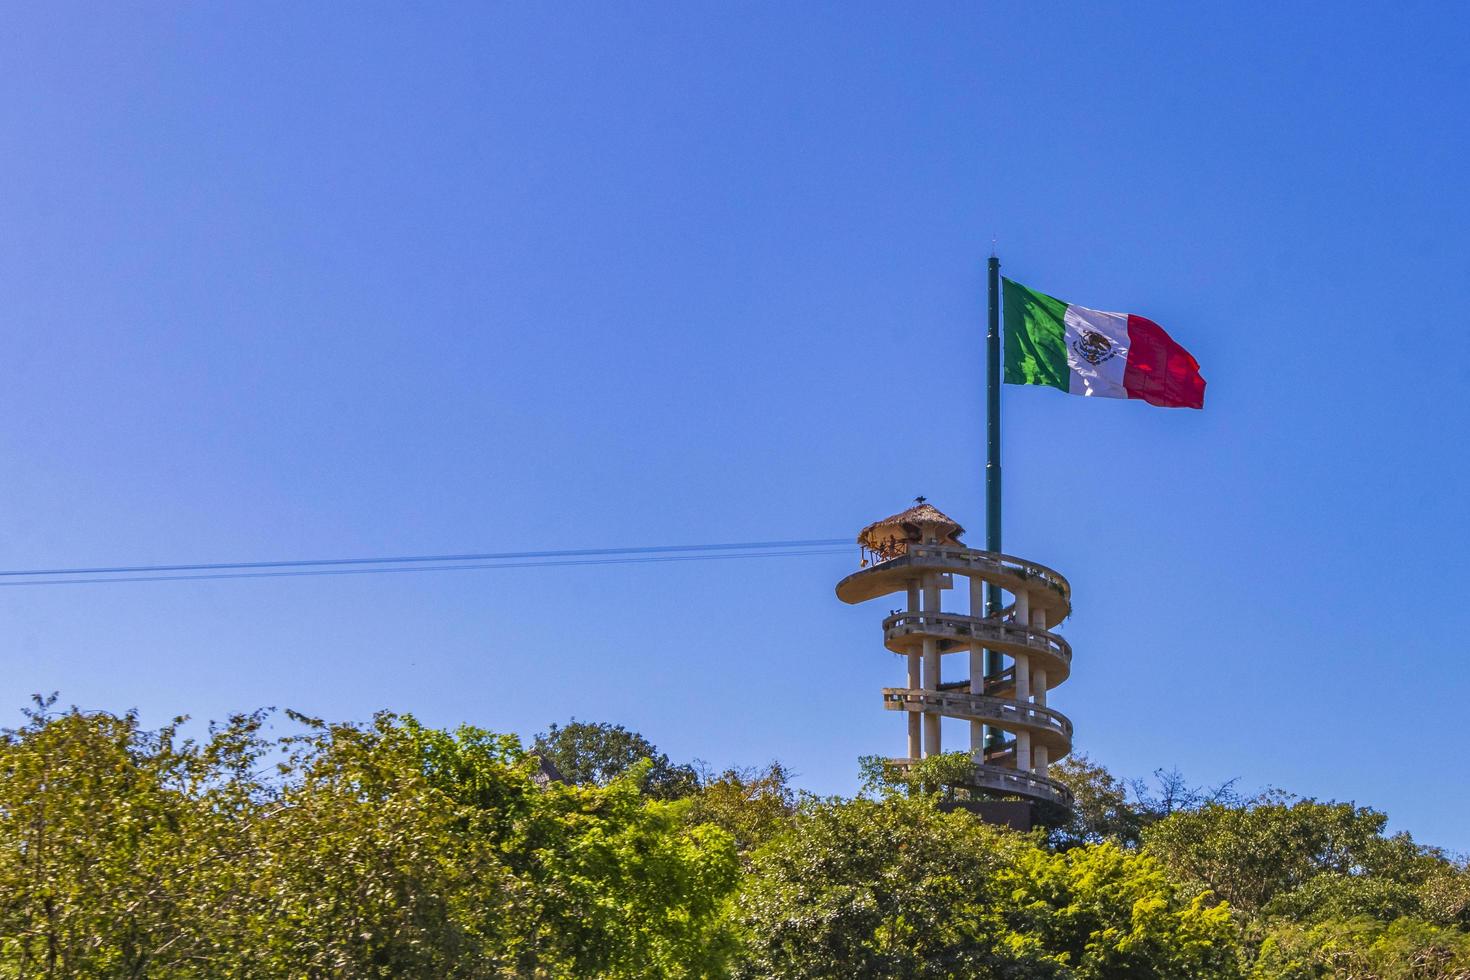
[[1123, 315, 1206, 409]]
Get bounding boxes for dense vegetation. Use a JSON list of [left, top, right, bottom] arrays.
[[2, 700, 1467, 978]]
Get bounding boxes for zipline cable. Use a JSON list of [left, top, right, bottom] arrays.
[[0, 538, 850, 579], [0, 541, 853, 588]]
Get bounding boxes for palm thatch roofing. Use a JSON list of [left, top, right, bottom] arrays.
[[857, 502, 966, 550]]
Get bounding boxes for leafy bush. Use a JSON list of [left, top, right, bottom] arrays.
[[733, 794, 1243, 979], [0, 699, 737, 979], [3, 700, 1466, 978]]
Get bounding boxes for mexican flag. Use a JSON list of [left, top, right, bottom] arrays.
[[1002, 278, 1206, 409]]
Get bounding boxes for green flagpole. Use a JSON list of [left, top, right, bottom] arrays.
[[985, 254, 1003, 750]]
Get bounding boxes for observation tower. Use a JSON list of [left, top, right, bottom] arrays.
[[836, 501, 1074, 815]]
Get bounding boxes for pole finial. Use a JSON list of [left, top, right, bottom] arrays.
[[990, 234, 998, 259]]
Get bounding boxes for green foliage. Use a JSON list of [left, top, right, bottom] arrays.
[[1049, 753, 1146, 849], [1251, 916, 1470, 978], [857, 750, 986, 802], [1139, 788, 1470, 977], [733, 793, 1244, 979], [4, 699, 1466, 979], [533, 719, 700, 799], [1143, 793, 1437, 919], [1417, 858, 1470, 929], [1000, 842, 1243, 979], [0, 698, 271, 977], [682, 762, 796, 855], [733, 794, 1021, 978], [0, 700, 738, 978]]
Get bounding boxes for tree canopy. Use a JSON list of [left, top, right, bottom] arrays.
[[733, 795, 1240, 979], [532, 719, 700, 800], [3, 698, 1468, 978], [0, 699, 735, 978]]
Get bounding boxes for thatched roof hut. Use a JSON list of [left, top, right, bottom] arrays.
[[857, 502, 965, 562]]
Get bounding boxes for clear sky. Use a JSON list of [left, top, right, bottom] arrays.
[[3, 4, 1468, 848]]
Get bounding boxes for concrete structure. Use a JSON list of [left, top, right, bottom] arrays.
[[836, 502, 1075, 811]]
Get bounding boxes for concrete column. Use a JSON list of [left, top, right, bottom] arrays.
[[967, 572, 984, 756], [968, 574, 984, 695], [1015, 729, 1031, 773], [1014, 586, 1034, 703], [924, 714, 941, 757], [970, 574, 995, 748], [922, 576, 941, 757], [1033, 744, 1050, 776], [1013, 589, 1030, 626], [923, 578, 940, 617], [905, 578, 921, 759], [1032, 667, 1047, 707], [922, 636, 940, 756], [905, 579, 923, 760], [917, 719, 940, 758]]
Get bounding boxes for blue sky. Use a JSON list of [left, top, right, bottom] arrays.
[[3, 3, 1469, 848]]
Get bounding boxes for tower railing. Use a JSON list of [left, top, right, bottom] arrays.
[[884, 757, 1075, 809], [838, 529, 1076, 813]]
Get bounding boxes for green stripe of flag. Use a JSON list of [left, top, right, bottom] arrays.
[[1002, 277, 1069, 391]]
